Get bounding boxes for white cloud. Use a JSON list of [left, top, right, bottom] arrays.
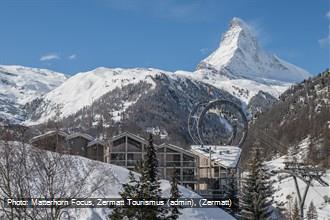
[[68, 54, 77, 60], [199, 48, 209, 55], [318, 11, 330, 48], [318, 37, 330, 48], [40, 53, 60, 61]]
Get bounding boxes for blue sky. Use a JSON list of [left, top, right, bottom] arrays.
[[0, 0, 328, 75]]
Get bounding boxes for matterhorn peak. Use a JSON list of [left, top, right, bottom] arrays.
[[229, 17, 250, 32], [197, 17, 310, 83]]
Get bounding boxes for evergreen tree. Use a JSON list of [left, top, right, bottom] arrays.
[[138, 134, 163, 219], [224, 172, 239, 217], [306, 201, 318, 220], [284, 194, 293, 220], [240, 147, 274, 220], [110, 171, 140, 220], [167, 173, 182, 220], [292, 199, 300, 220]]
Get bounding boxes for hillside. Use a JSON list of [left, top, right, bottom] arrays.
[[0, 65, 67, 123], [266, 147, 330, 219], [243, 70, 330, 168], [0, 141, 234, 220], [25, 69, 241, 146]]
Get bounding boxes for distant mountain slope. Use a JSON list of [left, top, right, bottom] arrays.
[[243, 70, 330, 168], [26, 68, 241, 146], [0, 65, 67, 123]]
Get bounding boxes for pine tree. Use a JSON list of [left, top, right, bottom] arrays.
[[110, 171, 140, 220], [292, 199, 300, 220], [138, 133, 164, 219], [224, 172, 239, 217], [284, 194, 293, 220], [240, 147, 274, 220], [167, 173, 182, 220], [306, 201, 318, 220]]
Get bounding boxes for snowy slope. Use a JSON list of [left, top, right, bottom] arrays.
[[176, 69, 289, 104], [0, 142, 235, 220], [25, 67, 240, 126], [25, 67, 161, 125], [265, 138, 330, 219], [0, 65, 67, 122], [197, 17, 310, 83]]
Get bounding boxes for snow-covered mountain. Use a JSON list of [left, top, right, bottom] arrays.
[[5, 17, 312, 128], [197, 17, 310, 83], [25, 67, 241, 146], [0, 65, 67, 123], [176, 17, 311, 104], [27, 67, 158, 123]]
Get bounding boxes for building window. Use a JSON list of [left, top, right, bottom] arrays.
[[182, 168, 195, 181], [112, 137, 126, 152], [166, 154, 181, 167], [127, 137, 142, 152], [166, 168, 181, 181], [183, 154, 195, 167]]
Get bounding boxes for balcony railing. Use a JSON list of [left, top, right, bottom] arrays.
[[127, 160, 139, 166], [181, 175, 197, 181], [182, 161, 196, 167], [110, 160, 126, 166], [159, 161, 196, 167], [165, 161, 181, 167]]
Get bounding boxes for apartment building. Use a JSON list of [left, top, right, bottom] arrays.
[[30, 131, 241, 197]]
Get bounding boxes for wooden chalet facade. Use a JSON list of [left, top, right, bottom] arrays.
[[30, 131, 241, 197], [30, 130, 107, 162]]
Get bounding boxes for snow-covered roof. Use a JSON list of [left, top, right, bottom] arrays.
[[87, 139, 106, 147], [66, 132, 94, 141], [30, 130, 68, 142], [191, 145, 241, 168]]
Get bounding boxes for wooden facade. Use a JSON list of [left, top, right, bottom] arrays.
[[30, 131, 240, 198], [30, 130, 106, 162], [29, 130, 68, 153], [157, 143, 199, 190]]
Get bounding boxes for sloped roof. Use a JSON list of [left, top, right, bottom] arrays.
[[157, 143, 197, 158], [87, 139, 106, 147], [191, 145, 241, 168], [66, 132, 94, 141], [111, 131, 148, 144], [30, 130, 68, 143]]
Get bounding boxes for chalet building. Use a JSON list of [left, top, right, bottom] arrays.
[[108, 132, 149, 168], [107, 132, 200, 189], [29, 130, 68, 153], [66, 133, 94, 156], [30, 131, 241, 198], [87, 139, 107, 162], [191, 145, 241, 198], [157, 143, 199, 190], [30, 130, 106, 162]]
